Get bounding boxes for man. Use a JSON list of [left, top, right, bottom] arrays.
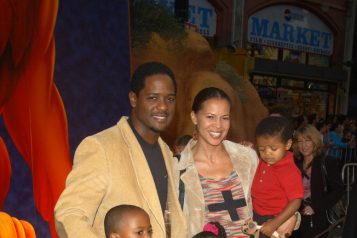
[[54, 62, 186, 238]]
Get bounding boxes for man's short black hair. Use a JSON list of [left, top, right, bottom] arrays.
[[255, 116, 294, 143], [130, 61, 177, 95], [104, 204, 147, 238]]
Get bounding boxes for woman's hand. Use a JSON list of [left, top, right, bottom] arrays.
[[302, 205, 314, 216]]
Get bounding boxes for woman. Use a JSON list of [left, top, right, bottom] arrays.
[[174, 87, 258, 237], [293, 124, 344, 237]]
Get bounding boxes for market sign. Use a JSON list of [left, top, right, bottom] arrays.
[[159, 0, 216, 37], [247, 5, 333, 56]]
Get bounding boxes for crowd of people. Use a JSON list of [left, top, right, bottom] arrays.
[[53, 62, 356, 238], [294, 113, 356, 163]]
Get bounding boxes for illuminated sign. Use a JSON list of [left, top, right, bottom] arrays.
[[247, 5, 333, 55], [158, 0, 216, 37]]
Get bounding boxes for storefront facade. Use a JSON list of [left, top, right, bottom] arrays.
[[163, 0, 352, 117], [243, 1, 350, 117]]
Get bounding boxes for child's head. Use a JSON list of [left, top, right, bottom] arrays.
[[104, 204, 152, 238], [192, 222, 226, 238], [255, 116, 294, 165], [174, 134, 193, 155]]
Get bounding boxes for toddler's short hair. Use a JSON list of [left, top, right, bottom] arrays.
[[255, 116, 294, 143]]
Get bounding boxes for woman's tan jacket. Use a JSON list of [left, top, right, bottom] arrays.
[[173, 139, 258, 237], [54, 117, 186, 238]]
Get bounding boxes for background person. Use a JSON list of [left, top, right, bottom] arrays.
[[293, 124, 344, 238], [325, 122, 349, 158], [174, 134, 193, 157], [174, 87, 258, 237], [54, 62, 185, 238]]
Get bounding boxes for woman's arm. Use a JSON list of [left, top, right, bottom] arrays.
[[324, 157, 345, 206], [311, 156, 345, 213]]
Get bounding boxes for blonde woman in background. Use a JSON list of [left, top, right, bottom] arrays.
[[292, 124, 344, 238]]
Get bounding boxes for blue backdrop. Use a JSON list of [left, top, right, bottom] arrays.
[[2, 0, 130, 237]]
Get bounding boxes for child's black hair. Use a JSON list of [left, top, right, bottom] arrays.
[[255, 116, 294, 143], [104, 204, 147, 238], [130, 61, 176, 95], [193, 231, 218, 238]]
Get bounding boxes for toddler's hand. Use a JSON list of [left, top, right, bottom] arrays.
[[277, 214, 298, 237], [260, 219, 278, 237]]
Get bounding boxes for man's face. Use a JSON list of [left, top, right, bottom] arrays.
[[129, 74, 176, 138]]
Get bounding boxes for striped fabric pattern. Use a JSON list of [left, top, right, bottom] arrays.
[[200, 171, 250, 237]]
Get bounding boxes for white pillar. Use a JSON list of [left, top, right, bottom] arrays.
[[231, 0, 245, 48]]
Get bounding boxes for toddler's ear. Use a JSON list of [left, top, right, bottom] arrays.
[[285, 139, 293, 150]]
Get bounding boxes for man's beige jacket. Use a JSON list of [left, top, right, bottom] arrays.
[[55, 117, 186, 238]]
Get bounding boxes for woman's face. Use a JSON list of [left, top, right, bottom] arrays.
[[297, 134, 315, 158], [191, 98, 230, 146]]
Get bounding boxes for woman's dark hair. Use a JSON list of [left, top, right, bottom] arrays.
[[130, 61, 176, 95], [255, 116, 294, 143], [192, 87, 231, 113]]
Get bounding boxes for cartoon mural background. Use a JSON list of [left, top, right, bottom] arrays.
[[0, 0, 130, 237], [0, 1, 268, 237]]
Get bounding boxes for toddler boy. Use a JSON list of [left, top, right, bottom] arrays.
[[252, 116, 303, 237]]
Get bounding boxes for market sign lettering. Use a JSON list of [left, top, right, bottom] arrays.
[[188, 0, 216, 36], [158, 0, 216, 37], [248, 5, 333, 56]]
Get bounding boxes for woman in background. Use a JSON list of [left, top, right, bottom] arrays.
[[293, 124, 344, 237]]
